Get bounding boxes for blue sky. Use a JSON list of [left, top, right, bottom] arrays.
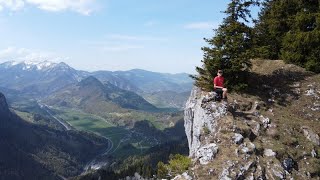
[[0, 0, 234, 73]]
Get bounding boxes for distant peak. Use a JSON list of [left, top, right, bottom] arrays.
[[129, 68, 147, 72], [58, 62, 68, 66], [78, 76, 104, 88]]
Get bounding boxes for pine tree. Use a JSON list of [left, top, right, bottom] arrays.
[[280, 0, 320, 73], [253, 0, 320, 73], [192, 0, 259, 91], [253, 0, 295, 59]]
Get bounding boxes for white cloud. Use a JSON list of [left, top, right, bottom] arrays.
[[184, 22, 218, 30], [0, 0, 98, 15], [0, 0, 25, 11], [0, 46, 68, 62]]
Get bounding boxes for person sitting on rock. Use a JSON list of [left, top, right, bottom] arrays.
[[213, 69, 228, 100]]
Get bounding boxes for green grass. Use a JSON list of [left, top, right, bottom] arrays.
[[53, 108, 123, 140]]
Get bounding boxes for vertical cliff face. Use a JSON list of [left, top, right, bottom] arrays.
[[184, 87, 227, 163]]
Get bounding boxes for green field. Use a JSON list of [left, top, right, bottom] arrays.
[[51, 107, 158, 156]]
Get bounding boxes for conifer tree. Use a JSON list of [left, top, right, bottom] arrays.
[[192, 0, 259, 91], [253, 0, 320, 73], [280, 0, 320, 73], [252, 0, 294, 59]]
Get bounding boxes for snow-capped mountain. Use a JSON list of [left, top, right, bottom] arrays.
[[0, 60, 69, 71], [0, 60, 85, 96], [0, 60, 193, 103]]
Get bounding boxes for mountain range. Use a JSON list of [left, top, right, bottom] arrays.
[[0, 61, 85, 96], [0, 60, 192, 109], [0, 60, 191, 179]]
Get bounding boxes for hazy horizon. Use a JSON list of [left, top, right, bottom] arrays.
[[0, 0, 231, 73], [0, 59, 194, 74]]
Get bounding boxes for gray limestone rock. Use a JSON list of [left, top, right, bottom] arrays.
[[260, 115, 270, 128], [311, 149, 317, 158], [240, 142, 256, 154], [125, 173, 144, 180], [219, 168, 232, 180], [195, 143, 219, 165], [301, 126, 320, 146], [173, 172, 193, 180], [182, 172, 192, 180], [264, 149, 276, 157], [184, 87, 227, 157], [233, 133, 244, 144]]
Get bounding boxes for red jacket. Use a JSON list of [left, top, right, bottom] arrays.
[[213, 76, 224, 89]]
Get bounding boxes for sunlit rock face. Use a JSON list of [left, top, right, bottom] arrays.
[[184, 87, 227, 161]]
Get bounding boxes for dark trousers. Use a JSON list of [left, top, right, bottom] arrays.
[[215, 88, 223, 98]]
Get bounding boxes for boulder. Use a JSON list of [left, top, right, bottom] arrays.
[[240, 142, 256, 154], [195, 143, 219, 165], [233, 133, 244, 144], [301, 126, 320, 146], [264, 149, 276, 157]]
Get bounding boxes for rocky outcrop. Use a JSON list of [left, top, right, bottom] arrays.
[[184, 87, 227, 160], [183, 85, 320, 180], [195, 143, 219, 165], [0, 92, 10, 121], [0, 93, 9, 115]]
